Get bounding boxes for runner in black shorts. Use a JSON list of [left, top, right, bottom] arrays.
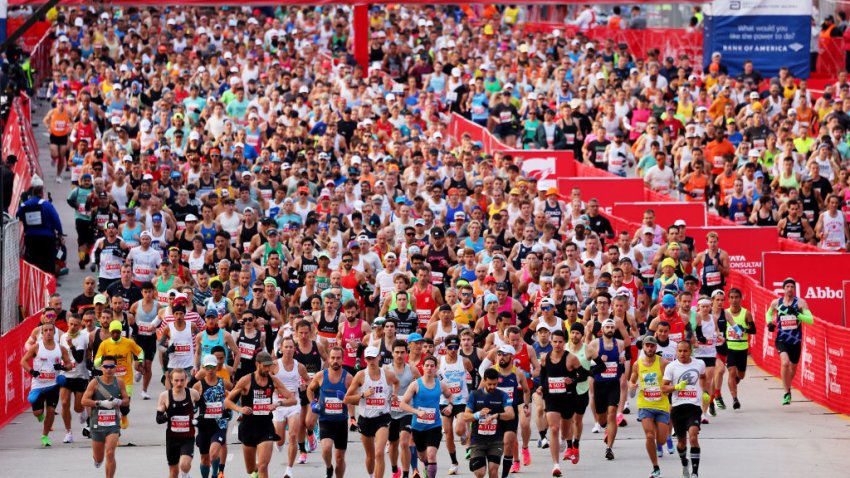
[[157, 368, 200, 478], [306, 347, 353, 478]]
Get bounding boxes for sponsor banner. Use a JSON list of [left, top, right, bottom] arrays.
[[761, 252, 849, 327], [728, 271, 849, 415], [844, 281, 850, 329], [704, 0, 811, 77], [0, 312, 42, 428], [18, 259, 56, 318], [612, 201, 707, 228], [687, 226, 777, 280], [504, 150, 574, 190], [557, 178, 644, 215]]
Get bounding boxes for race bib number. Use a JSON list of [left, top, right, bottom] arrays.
[[170, 415, 191, 433], [173, 342, 191, 355], [705, 271, 721, 287], [601, 361, 618, 379], [39, 371, 57, 381], [677, 389, 697, 399], [449, 384, 462, 395], [252, 397, 273, 415], [643, 386, 661, 401], [390, 396, 402, 413], [780, 315, 798, 331], [497, 387, 514, 403], [548, 376, 567, 394], [477, 418, 497, 435], [115, 366, 127, 377], [239, 342, 256, 358], [365, 397, 386, 412], [418, 407, 437, 425], [499, 111, 512, 124], [205, 402, 223, 419], [430, 271, 444, 286], [324, 397, 343, 415], [446, 92, 458, 102], [417, 309, 432, 329], [24, 211, 43, 226], [138, 323, 155, 335], [97, 409, 117, 427]]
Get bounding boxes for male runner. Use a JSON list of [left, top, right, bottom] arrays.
[[436, 335, 473, 474], [539, 330, 584, 477], [58, 314, 92, 443], [21, 322, 72, 446], [307, 347, 353, 478], [629, 336, 670, 478], [94, 319, 143, 428], [766, 278, 813, 405], [271, 337, 310, 478], [81, 355, 128, 478], [663, 341, 709, 478], [386, 339, 421, 478], [156, 368, 201, 478], [193, 354, 233, 478], [464, 367, 515, 478], [724, 288, 755, 409], [589, 318, 625, 460]]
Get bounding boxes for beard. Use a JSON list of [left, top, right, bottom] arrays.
[[331, 362, 341, 371], [603, 331, 615, 339]]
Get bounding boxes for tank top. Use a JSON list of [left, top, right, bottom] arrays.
[[49, 109, 71, 136], [92, 377, 122, 431], [593, 337, 623, 382], [412, 284, 437, 330], [494, 367, 520, 407], [454, 302, 476, 328], [438, 356, 468, 405], [694, 316, 717, 358], [167, 322, 195, 369], [572, 343, 591, 395], [426, 246, 451, 287], [31, 339, 63, 389], [775, 298, 803, 345], [200, 222, 217, 249], [135, 300, 159, 336], [242, 373, 275, 424], [782, 217, 805, 242], [700, 250, 724, 289], [166, 389, 195, 439], [236, 329, 262, 372], [294, 341, 322, 380], [200, 331, 227, 361], [318, 369, 348, 421], [110, 182, 129, 214], [541, 351, 575, 400], [459, 347, 482, 391], [433, 321, 458, 356], [341, 319, 365, 368], [121, 222, 142, 247], [410, 377, 443, 431], [273, 358, 302, 408], [317, 310, 340, 343], [388, 364, 414, 419], [497, 296, 517, 324], [725, 307, 750, 351], [156, 275, 176, 305], [543, 201, 563, 228], [799, 189, 819, 224], [820, 211, 847, 250], [636, 355, 668, 411], [728, 195, 750, 225], [359, 367, 391, 418], [198, 377, 228, 429]]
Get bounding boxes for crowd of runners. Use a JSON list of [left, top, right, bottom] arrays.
[[14, 4, 842, 478]]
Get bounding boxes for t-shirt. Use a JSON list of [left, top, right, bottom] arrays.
[[466, 388, 508, 443], [663, 358, 706, 407]]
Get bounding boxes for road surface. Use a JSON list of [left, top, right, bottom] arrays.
[[1, 101, 847, 478]]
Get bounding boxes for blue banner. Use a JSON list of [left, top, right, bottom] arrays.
[[705, 0, 811, 78]]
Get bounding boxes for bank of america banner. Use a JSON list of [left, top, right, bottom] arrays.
[[704, 0, 812, 78]]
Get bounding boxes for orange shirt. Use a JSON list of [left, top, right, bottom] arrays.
[[705, 139, 735, 174]]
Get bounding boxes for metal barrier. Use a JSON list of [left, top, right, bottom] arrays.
[[0, 215, 20, 335]]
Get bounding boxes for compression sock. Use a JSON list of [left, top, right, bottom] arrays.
[[299, 442, 307, 453], [200, 464, 210, 478], [501, 457, 513, 478], [574, 439, 580, 449], [410, 447, 418, 469], [539, 430, 547, 440], [211, 458, 220, 476], [449, 452, 458, 465], [566, 439, 573, 449], [678, 445, 688, 467], [326, 467, 333, 478], [426, 462, 437, 478], [402, 471, 409, 478], [392, 466, 398, 474], [217, 462, 225, 473], [691, 447, 701, 475]]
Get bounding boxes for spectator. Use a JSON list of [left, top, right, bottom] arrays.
[[16, 175, 63, 275]]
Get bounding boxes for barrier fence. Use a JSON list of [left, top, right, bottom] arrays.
[[19, 258, 56, 319], [0, 311, 42, 428], [443, 110, 850, 415], [3, 94, 41, 215], [1, 218, 21, 335]]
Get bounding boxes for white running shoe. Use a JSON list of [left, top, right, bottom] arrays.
[[55, 177, 63, 184], [682, 466, 691, 478], [552, 464, 562, 477], [592, 423, 602, 434], [141, 390, 151, 400], [447, 464, 458, 475], [63, 431, 73, 443]]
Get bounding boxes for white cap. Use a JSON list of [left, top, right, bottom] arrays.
[[643, 227, 655, 235], [674, 219, 687, 227], [185, 214, 198, 222], [536, 322, 552, 332], [74, 17, 84, 28], [299, 85, 309, 94], [189, 131, 201, 141], [451, 67, 462, 77], [202, 354, 218, 367], [364, 346, 381, 358], [498, 344, 516, 355]]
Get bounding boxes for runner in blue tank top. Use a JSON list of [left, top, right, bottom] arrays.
[[589, 318, 626, 460], [306, 347, 353, 478], [766, 278, 813, 406], [400, 355, 455, 478], [196, 312, 239, 365]]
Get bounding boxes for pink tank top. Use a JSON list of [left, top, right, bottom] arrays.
[[341, 319, 365, 368], [497, 296, 517, 325]]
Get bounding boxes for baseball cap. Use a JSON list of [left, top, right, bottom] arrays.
[[407, 333, 424, 343], [202, 354, 218, 367], [498, 344, 516, 355], [674, 219, 687, 227], [662, 295, 677, 308], [108, 320, 123, 332], [642, 335, 658, 345], [93, 294, 108, 305], [364, 346, 381, 358], [661, 258, 677, 269], [256, 351, 275, 366]]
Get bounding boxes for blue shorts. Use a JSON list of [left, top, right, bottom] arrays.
[[638, 408, 670, 424]]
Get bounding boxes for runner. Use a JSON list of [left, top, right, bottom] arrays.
[[662, 341, 709, 478], [385, 339, 421, 478], [193, 354, 233, 478], [94, 319, 143, 429], [81, 355, 129, 478], [724, 288, 756, 409], [464, 367, 516, 478], [156, 368, 201, 478], [344, 345, 400, 478], [271, 337, 310, 478], [693, 298, 720, 422], [629, 336, 670, 478], [58, 314, 92, 443], [129, 282, 160, 399], [306, 347, 353, 478], [225, 351, 296, 478], [435, 335, 472, 474], [589, 318, 626, 460], [293, 319, 325, 457], [766, 278, 814, 405], [337, 299, 370, 431], [21, 322, 73, 447]]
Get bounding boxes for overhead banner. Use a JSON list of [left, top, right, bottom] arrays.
[[704, 0, 811, 78], [686, 226, 777, 281], [762, 252, 848, 327]]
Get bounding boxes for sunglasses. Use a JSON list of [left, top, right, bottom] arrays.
[[541, 306, 554, 311], [204, 365, 216, 370], [102, 364, 116, 369], [447, 345, 459, 351]]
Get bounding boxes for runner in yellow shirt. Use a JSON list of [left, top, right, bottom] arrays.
[[95, 319, 144, 429]]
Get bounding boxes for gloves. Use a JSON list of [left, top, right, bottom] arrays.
[[156, 410, 168, 424], [98, 400, 115, 409], [111, 398, 123, 408], [310, 400, 322, 414], [695, 325, 707, 344], [53, 363, 66, 371], [336, 390, 346, 401], [166, 344, 176, 355], [674, 380, 688, 391], [29, 369, 40, 378], [702, 392, 711, 403], [767, 322, 777, 332]]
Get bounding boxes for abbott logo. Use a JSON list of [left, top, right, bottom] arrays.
[[804, 287, 843, 299], [729, 1, 741, 10]]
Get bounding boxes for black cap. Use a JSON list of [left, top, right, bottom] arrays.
[[495, 282, 508, 291], [431, 227, 445, 238]]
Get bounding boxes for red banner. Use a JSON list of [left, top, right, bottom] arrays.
[[686, 226, 777, 281], [844, 281, 850, 331], [761, 252, 848, 327], [3, 95, 41, 215], [19, 259, 56, 318], [503, 150, 574, 189], [612, 201, 707, 229], [0, 312, 42, 428], [558, 178, 644, 215]]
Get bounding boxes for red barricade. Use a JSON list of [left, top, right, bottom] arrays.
[[686, 226, 777, 281], [558, 177, 644, 214], [761, 252, 848, 327], [643, 189, 675, 202], [779, 238, 824, 253], [816, 37, 844, 79], [0, 312, 42, 428], [844, 281, 850, 327], [613, 201, 707, 228], [500, 150, 574, 188], [2, 95, 40, 215], [19, 259, 56, 318], [728, 272, 850, 416]]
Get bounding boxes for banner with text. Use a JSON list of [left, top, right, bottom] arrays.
[[761, 252, 849, 327], [687, 226, 777, 281], [704, 0, 811, 78], [0, 313, 41, 428], [613, 202, 707, 229], [844, 281, 850, 330], [558, 178, 645, 215]]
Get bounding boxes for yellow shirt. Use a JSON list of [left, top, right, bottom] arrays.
[[636, 355, 669, 412], [95, 337, 143, 379]]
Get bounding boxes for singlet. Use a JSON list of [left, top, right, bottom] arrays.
[[49, 109, 71, 136], [433, 321, 458, 356], [121, 222, 142, 247], [200, 330, 228, 361], [165, 389, 195, 439], [782, 217, 805, 242], [410, 377, 443, 431], [438, 356, 468, 405], [388, 364, 414, 419], [198, 377, 228, 430], [241, 373, 275, 425], [412, 284, 437, 330], [359, 367, 391, 418], [135, 300, 159, 337], [460, 347, 483, 390], [31, 339, 63, 389], [156, 275, 176, 305], [540, 351, 575, 400], [318, 369, 349, 421], [200, 222, 217, 249], [167, 322, 195, 369], [694, 316, 717, 358], [728, 195, 750, 225], [725, 307, 750, 351], [236, 329, 263, 374], [273, 358, 302, 408], [426, 246, 451, 288], [91, 377, 122, 432], [700, 250, 724, 289], [543, 200, 563, 228], [453, 302, 476, 328], [494, 366, 520, 408], [636, 355, 668, 411], [317, 310, 340, 344], [775, 297, 803, 346], [593, 337, 623, 382], [572, 343, 591, 395], [294, 341, 323, 380], [820, 211, 847, 251], [341, 319, 365, 368]]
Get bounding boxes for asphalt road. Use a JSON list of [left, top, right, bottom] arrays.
[[2, 102, 847, 478]]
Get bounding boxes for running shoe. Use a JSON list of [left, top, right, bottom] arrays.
[[538, 437, 549, 449], [570, 448, 580, 465], [782, 393, 792, 406], [657, 444, 663, 458], [447, 464, 459, 475], [522, 447, 531, 466], [623, 405, 631, 415], [552, 464, 562, 477], [94, 460, 102, 469], [701, 418, 709, 424], [63, 431, 73, 443], [617, 413, 627, 427], [592, 422, 602, 433], [564, 447, 576, 463], [650, 468, 662, 478], [714, 396, 726, 409], [41, 435, 51, 447], [666, 437, 674, 454], [682, 466, 691, 478], [392, 471, 401, 478], [692, 474, 699, 478], [563, 446, 571, 461], [733, 398, 741, 410], [307, 434, 317, 452], [411, 469, 421, 478], [708, 401, 716, 416], [141, 391, 151, 400], [297, 452, 307, 464], [82, 426, 91, 438], [466, 447, 471, 460], [56, 177, 63, 184], [217, 472, 224, 478], [605, 447, 615, 460], [510, 461, 520, 473]]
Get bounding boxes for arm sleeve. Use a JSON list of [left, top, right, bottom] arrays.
[[797, 309, 814, 325], [478, 357, 493, 379]]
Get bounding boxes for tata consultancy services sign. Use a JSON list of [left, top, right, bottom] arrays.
[[704, 0, 811, 78]]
